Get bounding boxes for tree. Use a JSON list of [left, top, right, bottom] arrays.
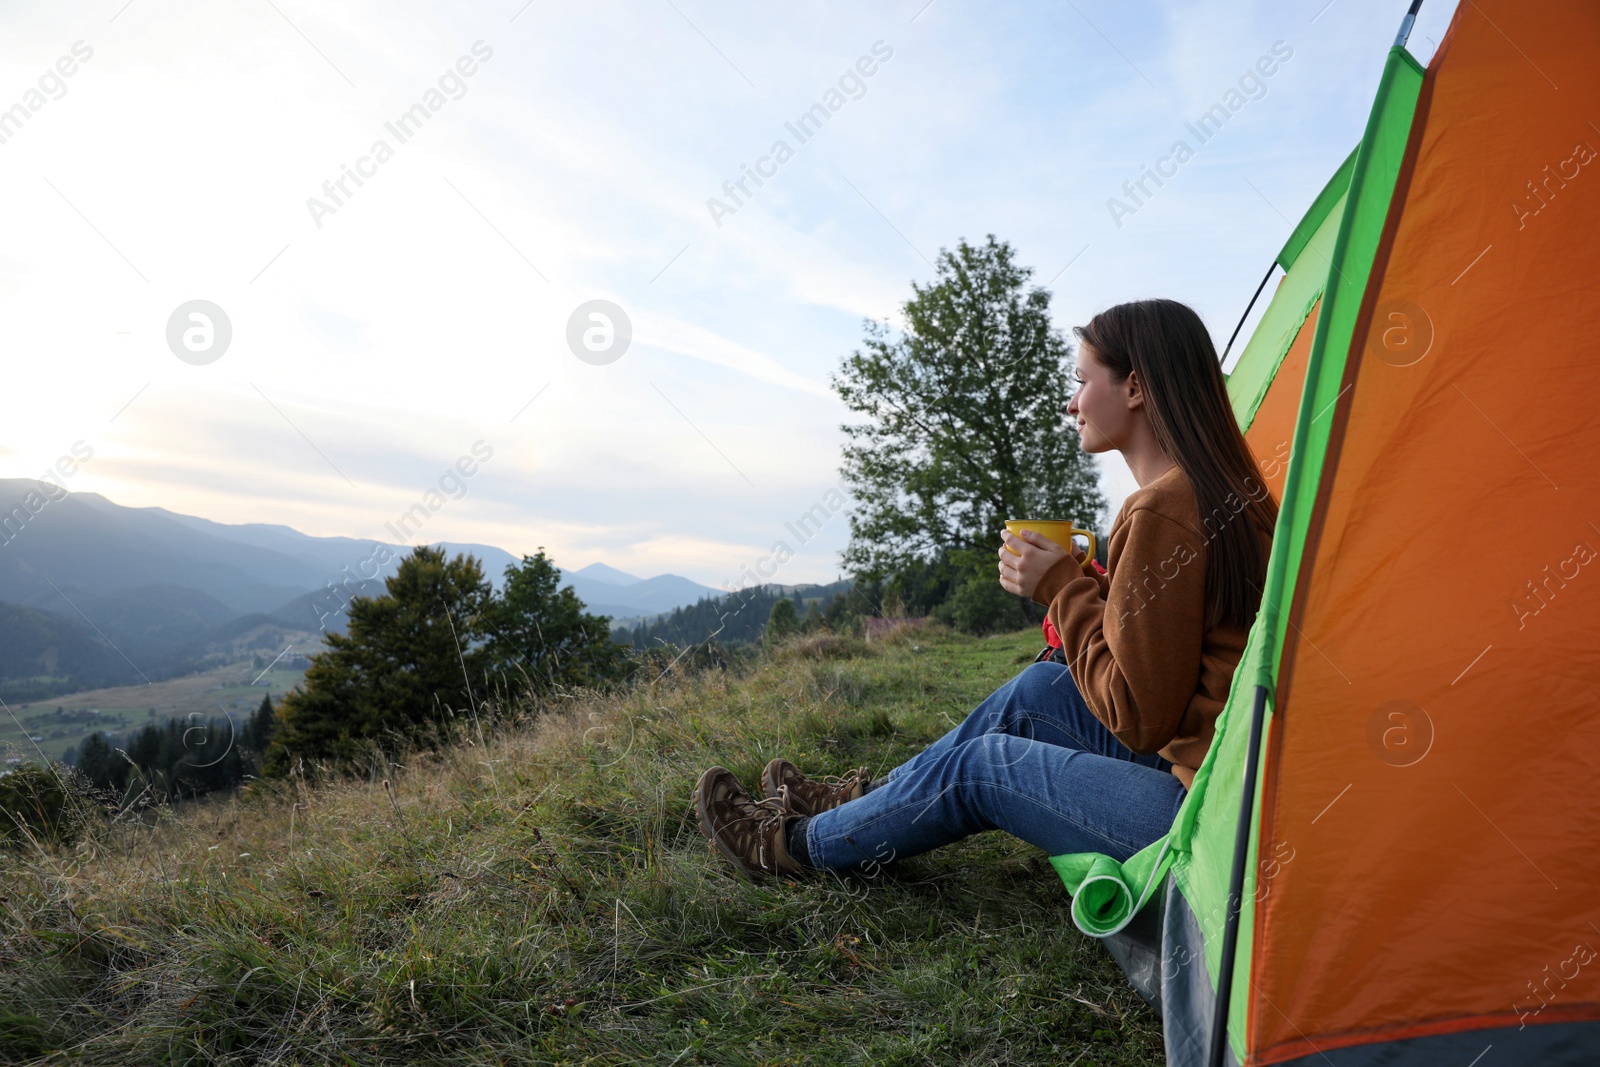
[[878, 546, 959, 618], [67, 701, 271, 805], [244, 694, 276, 758], [75, 731, 123, 795], [933, 568, 1029, 637], [765, 597, 799, 648], [263, 547, 636, 776], [621, 584, 847, 651], [820, 581, 881, 638], [127, 724, 162, 777], [482, 550, 632, 695], [263, 546, 495, 775], [831, 234, 1106, 617]]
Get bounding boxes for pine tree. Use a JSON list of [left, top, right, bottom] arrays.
[[482, 550, 632, 697], [245, 694, 276, 762], [263, 546, 495, 775], [765, 598, 799, 647], [76, 731, 119, 794]]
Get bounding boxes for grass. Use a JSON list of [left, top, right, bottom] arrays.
[[0, 624, 1164, 1065]]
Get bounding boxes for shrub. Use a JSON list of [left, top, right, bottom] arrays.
[[934, 572, 1027, 637], [0, 763, 95, 849]]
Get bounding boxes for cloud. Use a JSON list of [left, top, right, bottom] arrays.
[[0, 0, 1462, 585]]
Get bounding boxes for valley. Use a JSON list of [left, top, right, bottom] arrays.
[[1, 656, 308, 764]]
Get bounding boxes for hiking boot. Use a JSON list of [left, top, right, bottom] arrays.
[[693, 766, 806, 879], [761, 758, 871, 817]]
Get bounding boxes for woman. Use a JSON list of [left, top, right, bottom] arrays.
[[693, 298, 1278, 878]]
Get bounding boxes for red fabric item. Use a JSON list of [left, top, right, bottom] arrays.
[[1041, 560, 1104, 648]]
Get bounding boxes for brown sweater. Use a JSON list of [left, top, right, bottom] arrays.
[[1029, 464, 1270, 791]]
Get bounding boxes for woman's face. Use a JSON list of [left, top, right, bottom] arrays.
[[1067, 342, 1134, 453]]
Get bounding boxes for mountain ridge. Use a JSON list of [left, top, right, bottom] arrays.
[[0, 479, 771, 699]]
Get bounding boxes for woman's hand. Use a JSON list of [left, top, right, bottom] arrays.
[[997, 529, 1077, 600]]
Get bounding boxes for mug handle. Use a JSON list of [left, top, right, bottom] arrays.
[[1073, 530, 1097, 570]]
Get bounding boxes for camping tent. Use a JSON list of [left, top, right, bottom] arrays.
[[1048, 1, 1600, 1063]]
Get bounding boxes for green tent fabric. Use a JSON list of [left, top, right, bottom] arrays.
[[1223, 148, 1354, 433]]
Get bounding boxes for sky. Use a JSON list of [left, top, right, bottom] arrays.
[[0, 0, 1462, 592]]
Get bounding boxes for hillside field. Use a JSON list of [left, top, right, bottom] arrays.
[[0, 624, 1164, 1065], [0, 662, 308, 763]]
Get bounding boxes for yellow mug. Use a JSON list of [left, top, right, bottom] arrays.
[[1004, 519, 1096, 571]]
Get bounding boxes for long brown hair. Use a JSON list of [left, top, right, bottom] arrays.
[[1074, 298, 1278, 633]]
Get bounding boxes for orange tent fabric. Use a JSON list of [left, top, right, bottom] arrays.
[[1252, 2, 1600, 1058], [1243, 299, 1319, 505]]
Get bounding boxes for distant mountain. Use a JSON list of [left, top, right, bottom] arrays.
[[70, 583, 237, 664], [154, 508, 522, 595], [271, 552, 724, 634], [0, 600, 138, 702], [0, 479, 753, 694], [0, 481, 318, 616], [553, 566, 726, 625], [153, 510, 394, 581], [566, 562, 643, 586]]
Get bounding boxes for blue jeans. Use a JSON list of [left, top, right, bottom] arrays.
[[805, 660, 1187, 870]]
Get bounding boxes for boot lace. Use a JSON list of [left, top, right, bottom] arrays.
[[722, 794, 789, 871]]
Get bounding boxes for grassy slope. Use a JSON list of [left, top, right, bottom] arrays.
[[0, 625, 1164, 1066]]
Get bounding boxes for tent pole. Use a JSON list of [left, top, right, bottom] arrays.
[[1219, 261, 1277, 366], [1394, 0, 1425, 49], [1207, 683, 1270, 1067], [1224, 0, 1422, 375]]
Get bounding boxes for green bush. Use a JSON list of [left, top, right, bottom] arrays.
[[934, 571, 1028, 637], [0, 763, 93, 849]]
